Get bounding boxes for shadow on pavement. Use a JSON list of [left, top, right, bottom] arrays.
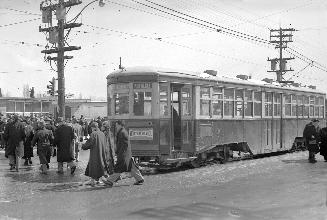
[[38, 182, 130, 193], [128, 202, 266, 220], [4, 169, 87, 184]]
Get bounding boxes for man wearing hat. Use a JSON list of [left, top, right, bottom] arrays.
[[31, 120, 54, 174], [303, 119, 321, 163], [3, 114, 25, 171], [81, 122, 109, 186], [54, 117, 77, 174]]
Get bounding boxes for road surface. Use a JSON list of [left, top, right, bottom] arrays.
[[0, 149, 326, 220]]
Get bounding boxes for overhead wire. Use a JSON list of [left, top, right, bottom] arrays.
[[0, 17, 40, 28]]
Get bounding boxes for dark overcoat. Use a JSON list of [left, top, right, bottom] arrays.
[[319, 127, 327, 156], [3, 120, 25, 158], [23, 124, 34, 159], [82, 129, 108, 179], [114, 127, 132, 173], [54, 124, 74, 162], [303, 122, 320, 153]]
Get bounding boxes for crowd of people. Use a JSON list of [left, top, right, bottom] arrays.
[[0, 114, 144, 187]]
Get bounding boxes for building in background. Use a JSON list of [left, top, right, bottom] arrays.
[[0, 97, 107, 120]]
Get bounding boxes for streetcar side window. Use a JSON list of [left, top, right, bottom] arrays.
[[200, 87, 210, 116], [314, 97, 319, 117], [297, 95, 303, 117], [264, 92, 273, 117], [309, 96, 315, 117], [291, 95, 297, 117], [274, 93, 281, 117], [212, 87, 223, 117], [319, 97, 325, 118], [182, 87, 192, 116], [285, 94, 291, 116], [244, 90, 253, 117], [160, 85, 169, 117], [253, 91, 262, 117], [224, 88, 234, 117], [303, 96, 309, 117], [235, 89, 243, 117]]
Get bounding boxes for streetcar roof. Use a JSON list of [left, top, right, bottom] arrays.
[[107, 66, 325, 95]]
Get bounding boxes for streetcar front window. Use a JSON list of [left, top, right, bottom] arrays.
[[114, 93, 129, 115], [133, 91, 152, 116]]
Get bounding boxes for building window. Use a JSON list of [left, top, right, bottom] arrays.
[[285, 94, 291, 116], [200, 87, 210, 116], [224, 88, 234, 117], [254, 91, 262, 117], [244, 90, 253, 117], [274, 93, 281, 117], [212, 87, 223, 117], [265, 92, 273, 117], [133, 91, 152, 116]]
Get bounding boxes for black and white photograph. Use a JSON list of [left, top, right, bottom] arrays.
[[0, 0, 327, 219]]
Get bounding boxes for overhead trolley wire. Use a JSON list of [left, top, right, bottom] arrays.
[[134, 0, 271, 45]]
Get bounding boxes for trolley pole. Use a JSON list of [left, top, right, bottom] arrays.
[[57, 0, 65, 119]]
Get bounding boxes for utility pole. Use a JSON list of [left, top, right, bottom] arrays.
[[40, 0, 82, 119], [267, 28, 295, 83]]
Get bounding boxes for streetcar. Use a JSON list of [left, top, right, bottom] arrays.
[[106, 67, 326, 166]]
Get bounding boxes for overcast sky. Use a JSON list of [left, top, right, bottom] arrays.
[[0, 0, 327, 99]]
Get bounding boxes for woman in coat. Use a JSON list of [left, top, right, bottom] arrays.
[[23, 119, 34, 165], [82, 122, 109, 186]]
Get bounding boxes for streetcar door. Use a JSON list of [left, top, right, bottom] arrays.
[[171, 84, 182, 151]]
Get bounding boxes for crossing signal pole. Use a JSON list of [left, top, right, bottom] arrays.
[[267, 28, 296, 83], [40, 0, 82, 119]]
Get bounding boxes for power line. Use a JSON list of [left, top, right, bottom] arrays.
[[0, 63, 109, 74], [83, 24, 263, 65], [0, 7, 41, 16], [135, 0, 271, 45], [0, 17, 40, 28]]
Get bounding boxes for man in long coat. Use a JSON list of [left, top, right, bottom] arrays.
[[103, 120, 144, 186], [81, 122, 109, 186], [303, 119, 320, 163], [3, 115, 25, 171], [54, 117, 76, 174]]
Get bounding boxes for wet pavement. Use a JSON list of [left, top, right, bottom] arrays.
[[0, 149, 327, 220]]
